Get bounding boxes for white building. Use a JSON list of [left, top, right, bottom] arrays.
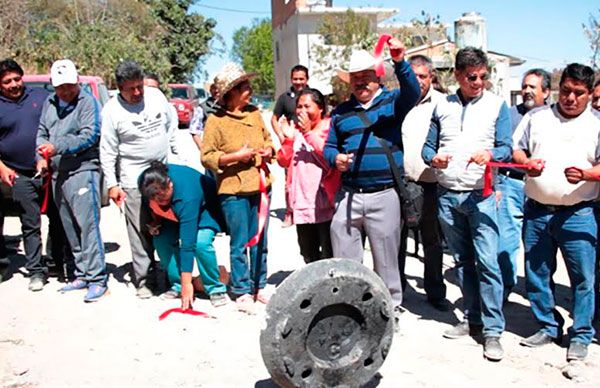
[[271, 0, 397, 96], [271, 3, 525, 104]]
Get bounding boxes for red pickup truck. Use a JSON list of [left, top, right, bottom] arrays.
[[168, 84, 198, 127], [22, 75, 110, 106]]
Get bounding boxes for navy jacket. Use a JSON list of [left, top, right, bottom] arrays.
[[323, 60, 420, 188], [0, 86, 49, 171]]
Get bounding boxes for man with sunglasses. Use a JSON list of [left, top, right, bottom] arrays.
[[422, 47, 512, 362], [513, 63, 600, 362]]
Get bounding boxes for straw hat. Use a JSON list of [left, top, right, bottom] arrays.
[[213, 62, 256, 102], [336, 50, 379, 83]]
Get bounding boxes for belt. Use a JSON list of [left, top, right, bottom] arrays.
[[343, 183, 396, 194], [528, 199, 592, 213], [498, 167, 525, 181]]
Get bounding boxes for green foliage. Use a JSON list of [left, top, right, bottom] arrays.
[[385, 11, 447, 48], [231, 18, 274, 97], [0, 0, 216, 87], [314, 9, 376, 78], [144, 0, 217, 82], [583, 9, 600, 70]]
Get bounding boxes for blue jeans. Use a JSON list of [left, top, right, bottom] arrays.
[[523, 200, 596, 344], [438, 187, 505, 337], [220, 193, 269, 295], [496, 174, 525, 294], [153, 221, 226, 295]]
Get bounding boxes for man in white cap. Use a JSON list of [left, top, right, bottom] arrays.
[[323, 38, 420, 329], [36, 59, 107, 302]]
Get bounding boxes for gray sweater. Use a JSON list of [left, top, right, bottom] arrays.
[[100, 87, 177, 189], [36, 91, 101, 175]]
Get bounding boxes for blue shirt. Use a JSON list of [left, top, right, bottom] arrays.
[[0, 86, 49, 171], [323, 60, 420, 188]]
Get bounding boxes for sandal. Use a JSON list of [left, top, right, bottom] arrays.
[[236, 293, 255, 314]]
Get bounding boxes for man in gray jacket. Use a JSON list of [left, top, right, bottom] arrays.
[[100, 60, 177, 298], [36, 59, 107, 302]]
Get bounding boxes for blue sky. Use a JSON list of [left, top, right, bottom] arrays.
[[191, 0, 598, 84]]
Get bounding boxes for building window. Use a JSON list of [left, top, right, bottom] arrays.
[[275, 41, 280, 62]]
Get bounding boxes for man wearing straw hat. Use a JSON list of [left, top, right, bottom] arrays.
[[323, 37, 420, 330]]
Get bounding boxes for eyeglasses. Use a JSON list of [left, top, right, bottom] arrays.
[[466, 73, 490, 82]]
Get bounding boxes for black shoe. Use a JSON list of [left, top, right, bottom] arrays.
[[520, 330, 561, 347], [443, 321, 483, 339], [427, 298, 452, 312], [566, 342, 588, 361], [483, 337, 504, 361]]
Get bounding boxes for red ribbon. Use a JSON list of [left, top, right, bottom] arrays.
[[158, 308, 213, 321], [40, 149, 51, 214], [373, 34, 392, 77], [480, 161, 541, 197], [244, 163, 270, 248]]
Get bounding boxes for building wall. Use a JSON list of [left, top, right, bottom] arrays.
[[273, 12, 301, 97]]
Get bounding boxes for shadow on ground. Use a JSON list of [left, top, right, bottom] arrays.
[[269, 208, 287, 222], [267, 270, 293, 286], [255, 373, 382, 387]]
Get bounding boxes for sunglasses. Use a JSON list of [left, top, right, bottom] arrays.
[[466, 73, 490, 82]]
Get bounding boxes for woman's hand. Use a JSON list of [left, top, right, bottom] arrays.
[[235, 143, 255, 163], [297, 111, 312, 133], [278, 117, 295, 139], [181, 273, 194, 309]]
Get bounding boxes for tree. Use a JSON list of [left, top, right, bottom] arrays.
[[231, 18, 274, 97], [0, 0, 217, 87], [313, 9, 447, 100], [144, 0, 217, 82], [583, 9, 600, 70], [313, 9, 375, 79]]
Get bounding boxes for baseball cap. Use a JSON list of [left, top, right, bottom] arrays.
[[50, 59, 78, 87]]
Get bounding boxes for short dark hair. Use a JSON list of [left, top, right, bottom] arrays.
[[290, 65, 309, 79], [296, 88, 326, 118], [144, 72, 160, 83], [409, 55, 434, 74], [523, 68, 551, 91], [138, 161, 170, 200], [454, 47, 488, 72], [559, 63, 595, 92], [115, 60, 144, 86], [0, 59, 24, 80]]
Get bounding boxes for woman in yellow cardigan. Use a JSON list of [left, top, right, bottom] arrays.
[[201, 63, 275, 313]]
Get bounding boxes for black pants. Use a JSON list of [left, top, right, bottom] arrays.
[[398, 181, 446, 301], [296, 221, 333, 264], [45, 184, 74, 277], [0, 188, 6, 261], [11, 173, 44, 275]]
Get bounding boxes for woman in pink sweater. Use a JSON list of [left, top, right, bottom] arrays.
[[276, 88, 341, 263]]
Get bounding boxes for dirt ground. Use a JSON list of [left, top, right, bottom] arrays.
[[1, 127, 599, 387]]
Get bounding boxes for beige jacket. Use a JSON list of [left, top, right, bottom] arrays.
[[201, 106, 274, 195]]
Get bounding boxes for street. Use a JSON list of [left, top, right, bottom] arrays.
[[1, 119, 599, 387]]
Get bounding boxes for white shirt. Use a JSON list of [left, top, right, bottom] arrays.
[[402, 88, 443, 182], [513, 104, 600, 205]]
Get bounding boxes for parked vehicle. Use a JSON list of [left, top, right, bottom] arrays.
[[1, 75, 110, 212], [168, 84, 198, 128], [195, 87, 207, 103], [22, 75, 110, 106]]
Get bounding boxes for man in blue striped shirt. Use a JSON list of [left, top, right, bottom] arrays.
[[324, 38, 420, 328]]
